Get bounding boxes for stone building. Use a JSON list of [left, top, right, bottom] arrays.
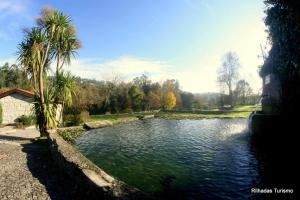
[[261, 73, 281, 114], [0, 88, 34, 124], [0, 88, 62, 125]]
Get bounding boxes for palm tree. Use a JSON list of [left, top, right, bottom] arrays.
[[17, 7, 81, 137], [17, 28, 42, 91], [34, 88, 58, 130], [55, 71, 77, 124], [54, 25, 81, 77]]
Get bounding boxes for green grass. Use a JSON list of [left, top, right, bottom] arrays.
[[89, 112, 156, 122], [89, 113, 138, 121], [155, 111, 252, 120], [231, 105, 261, 112], [88, 109, 254, 122]]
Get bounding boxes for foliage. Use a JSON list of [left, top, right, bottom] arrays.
[[0, 63, 30, 89], [61, 74, 258, 116], [163, 92, 176, 110], [17, 7, 81, 136], [16, 115, 36, 127], [234, 80, 254, 105], [129, 85, 144, 111], [57, 128, 84, 143], [33, 88, 58, 129], [262, 0, 300, 114], [54, 71, 77, 106], [64, 110, 90, 126], [181, 92, 194, 109], [148, 91, 161, 110]]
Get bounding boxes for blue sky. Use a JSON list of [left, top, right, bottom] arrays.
[[0, 0, 268, 93]]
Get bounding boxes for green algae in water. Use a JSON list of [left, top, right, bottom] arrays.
[[75, 119, 259, 199]]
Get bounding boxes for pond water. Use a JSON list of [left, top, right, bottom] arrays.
[[75, 119, 260, 199]]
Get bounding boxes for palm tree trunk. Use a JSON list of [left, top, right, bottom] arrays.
[[56, 53, 60, 77], [32, 64, 38, 91], [59, 101, 65, 126], [38, 42, 51, 137], [38, 65, 48, 137]]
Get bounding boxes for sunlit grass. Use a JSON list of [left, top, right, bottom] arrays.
[[232, 105, 261, 111], [155, 111, 251, 119]]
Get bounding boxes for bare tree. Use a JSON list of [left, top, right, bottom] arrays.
[[234, 79, 253, 105], [217, 52, 240, 107]]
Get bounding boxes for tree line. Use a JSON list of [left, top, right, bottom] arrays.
[[1, 61, 259, 117], [0, 6, 260, 137]]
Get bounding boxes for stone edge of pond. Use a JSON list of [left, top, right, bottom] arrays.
[[48, 129, 151, 200]]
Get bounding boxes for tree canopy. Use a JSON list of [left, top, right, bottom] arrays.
[[262, 0, 300, 114]]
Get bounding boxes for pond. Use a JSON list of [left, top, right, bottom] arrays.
[[75, 119, 260, 199]]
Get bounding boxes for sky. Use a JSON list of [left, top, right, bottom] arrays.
[[0, 0, 268, 93]]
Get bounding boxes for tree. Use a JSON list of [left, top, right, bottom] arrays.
[[129, 85, 144, 111], [54, 71, 77, 124], [0, 63, 30, 89], [234, 80, 253, 105], [148, 91, 161, 110], [261, 0, 300, 114], [17, 7, 80, 136], [181, 92, 194, 109], [217, 52, 240, 107], [163, 92, 176, 110]]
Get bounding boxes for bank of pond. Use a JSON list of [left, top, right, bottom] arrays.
[[55, 108, 276, 199]]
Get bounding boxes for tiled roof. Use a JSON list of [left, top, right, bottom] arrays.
[[0, 88, 34, 99]]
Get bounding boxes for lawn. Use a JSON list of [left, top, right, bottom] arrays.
[[231, 105, 261, 112], [155, 111, 252, 120], [88, 105, 260, 121]]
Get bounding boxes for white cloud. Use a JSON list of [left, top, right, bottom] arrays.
[[61, 56, 172, 82], [60, 55, 224, 93]]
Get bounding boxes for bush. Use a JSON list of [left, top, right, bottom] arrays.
[[122, 108, 133, 113], [57, 128, 84, 143], [16, 115, 36, 128], [63, 110, 90, 126]]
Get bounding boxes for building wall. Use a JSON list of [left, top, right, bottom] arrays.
[[0, 93, 34, 124], [262, 73, 281, 114]]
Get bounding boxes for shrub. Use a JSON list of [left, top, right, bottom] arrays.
[[122, 108, 133, 113], [57, 128, 84, 143], [63, 110, 90, 126], [16, 115, 36, 128], [78, 110, 90, 123]]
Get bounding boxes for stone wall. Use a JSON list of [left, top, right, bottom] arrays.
[[0, 93, 34, 124], [0, 93, 63, 125], [262, 73, 281, 114], [48, 130, 149, 200]]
